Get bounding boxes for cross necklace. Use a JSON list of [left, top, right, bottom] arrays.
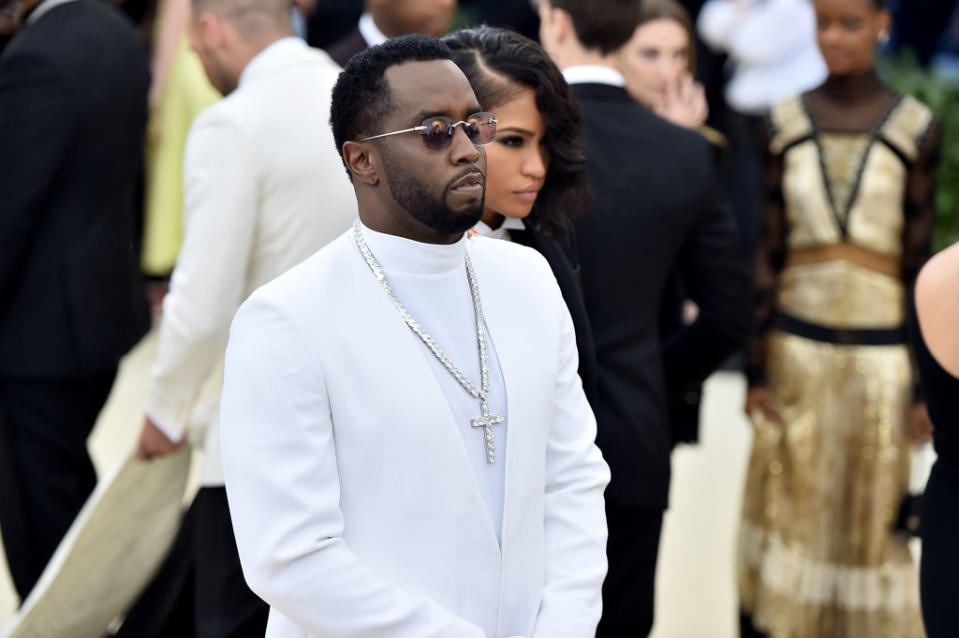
[[353, 221, 504, 463]]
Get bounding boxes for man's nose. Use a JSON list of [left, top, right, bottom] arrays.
[[450, 124, 480, 164]]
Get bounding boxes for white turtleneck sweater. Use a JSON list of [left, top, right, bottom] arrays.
[[358, 223, 508, 541]]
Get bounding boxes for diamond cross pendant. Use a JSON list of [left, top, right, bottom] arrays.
[[470, 400, 504, 464]]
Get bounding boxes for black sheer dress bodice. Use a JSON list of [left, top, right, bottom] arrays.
[[747, 71, 942, 387]]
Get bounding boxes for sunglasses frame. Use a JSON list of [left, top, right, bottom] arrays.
[[359, 112, 498, 149]]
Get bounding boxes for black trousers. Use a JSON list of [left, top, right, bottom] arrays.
[[117, 486, 268, 638], [739, 611, 769, 638], [596, 504, 664, 638], [0, 370, 116, 601]]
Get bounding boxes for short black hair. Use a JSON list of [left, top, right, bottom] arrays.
[[445, 26, 588, 238], [330, 34, 454, 176], [545, 0, 640, 55]]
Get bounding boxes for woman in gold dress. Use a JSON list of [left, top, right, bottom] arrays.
[[738, 0, 941, 636]]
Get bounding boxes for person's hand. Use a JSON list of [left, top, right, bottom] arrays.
[[658, 72, 709, 130], [906, 402, 934, 446], [745, 386, 781, 424], [135, 416, 187, 460]]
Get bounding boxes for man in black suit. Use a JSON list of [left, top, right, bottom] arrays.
[[0, 0, 150, 601], [325, 0, 457, 67], [539, 0, 751, 635]]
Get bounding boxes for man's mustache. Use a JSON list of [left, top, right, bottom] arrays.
[[446, 167, 486, 191]]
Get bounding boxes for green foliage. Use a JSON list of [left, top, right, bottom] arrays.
[[879, 53, 959, 252]]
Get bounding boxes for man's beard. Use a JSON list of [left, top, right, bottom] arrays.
[[381, 148, 485, 235]]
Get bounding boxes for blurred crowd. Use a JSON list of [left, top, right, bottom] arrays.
[[1, 1, 958, 638]]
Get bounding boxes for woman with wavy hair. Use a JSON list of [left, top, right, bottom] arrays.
[[444, 26, 596, 397]]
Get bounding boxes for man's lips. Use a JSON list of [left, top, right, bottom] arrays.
[[450, 172, 485, 194]]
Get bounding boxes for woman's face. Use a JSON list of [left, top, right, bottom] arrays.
[[483, 87, 549, 222], [815, 0, 890, 76], [618, 18, 691, 108]]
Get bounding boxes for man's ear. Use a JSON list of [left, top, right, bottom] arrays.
[[194, 11, 227, 48], [552, 8, 575, 47], [342, 141, 380, 186]]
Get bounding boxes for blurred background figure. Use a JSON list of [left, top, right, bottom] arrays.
[[140, 0, 220, 284], [890, 0, 956, 68], [445, 25, 596, 399], [308, 0, 538, 52], [615, 0, 728, 447], [0, 0, 150, 603], [617, 0, 709, 132], [538, 0, 750, 634], [911, 241, 959, 638], [738, 0, 941, 636], [697, 0, 827, 256], [325, 0, 457, 67], [120, 0, 357, 636]]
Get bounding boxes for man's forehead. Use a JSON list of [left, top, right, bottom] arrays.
[[385, 60, 480, 120]]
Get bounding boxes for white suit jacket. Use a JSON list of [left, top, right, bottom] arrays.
[[145, 40, 356, 485], [220, 232, 611, 638]]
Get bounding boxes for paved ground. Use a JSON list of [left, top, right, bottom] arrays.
[[0, 330, 760, 637]]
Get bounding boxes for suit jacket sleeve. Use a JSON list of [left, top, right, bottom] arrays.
[[219, 295, 486, 638], [661, 156, 751, 393], [532, 281, 610, 638], [0, 51, 69, 303], [145, 111, 257, 441]]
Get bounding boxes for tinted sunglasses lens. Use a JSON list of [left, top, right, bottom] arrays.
[[421, 117, 454, 150], [467, 112, 497, 146]]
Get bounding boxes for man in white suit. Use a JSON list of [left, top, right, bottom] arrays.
[[219, 35, 610, 638], [133, 0, 356, 634]]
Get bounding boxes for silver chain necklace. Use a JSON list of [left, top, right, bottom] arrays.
[[353, 220, 503, 464]]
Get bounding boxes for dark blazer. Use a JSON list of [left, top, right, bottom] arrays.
[[0, 0, 150, 377], [511, 218, 598, 401], [571, 83, 750, 509], [325, 25, 369, 68]]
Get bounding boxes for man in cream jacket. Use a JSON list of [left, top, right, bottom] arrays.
[[134, 0, 356, 634]]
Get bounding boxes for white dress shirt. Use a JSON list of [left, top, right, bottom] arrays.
[[561, 65, 627, 87], [25, 0, 78, 24], [359, 224, 508, 541], [698, 0, 827, 114], [146, 39, 356, 486], [474, 217, 527, 242], [358, 12, 389, 47]]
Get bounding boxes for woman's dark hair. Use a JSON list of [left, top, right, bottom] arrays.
[[444, 26, 589, 237]]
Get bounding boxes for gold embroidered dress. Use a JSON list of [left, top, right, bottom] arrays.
[[739, 75, 941, 638]]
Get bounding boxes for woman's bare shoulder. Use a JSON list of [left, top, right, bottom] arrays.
[[916, 242, 959, 378]]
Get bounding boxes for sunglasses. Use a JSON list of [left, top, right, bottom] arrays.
[[360, 112, 498, 150]]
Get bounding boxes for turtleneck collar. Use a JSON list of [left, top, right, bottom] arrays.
[[357, 221, 467, 276], [820, 68, 885, 104]]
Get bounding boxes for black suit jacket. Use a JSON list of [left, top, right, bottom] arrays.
[[571, 83, 750, 508], [0, 0, 150, 377], [511, 218, 597, 401], [325, 25, 369, 68]]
